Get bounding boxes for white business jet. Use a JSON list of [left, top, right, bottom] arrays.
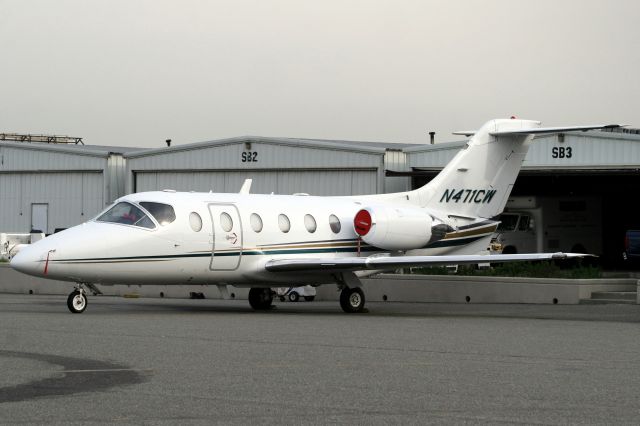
[[11, 118, 621, 313]]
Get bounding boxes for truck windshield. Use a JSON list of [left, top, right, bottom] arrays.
[[497, 214, 519, 232], [517, 215, 531, 231], [96, 202, 155, 229]]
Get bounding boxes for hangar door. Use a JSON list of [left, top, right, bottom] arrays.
[[0, 172, 104, 234], [135, 170, 377, 196]]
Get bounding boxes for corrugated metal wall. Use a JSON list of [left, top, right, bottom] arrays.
[[0, 143, 117, 233], [127, 141, 384, 170], [135, 169, 377, 196], [524, 133, 640, 168], [0, 145, 106, 171], [0, 172, 104, 233], [127, 139, 387, 196], [106, 153, 126, 203], [406, 132, 640, 170], [383, 149, 410, 193], [406, 142, 466, 169]]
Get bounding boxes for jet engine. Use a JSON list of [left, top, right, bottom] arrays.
[[353, 205, 448, 250]]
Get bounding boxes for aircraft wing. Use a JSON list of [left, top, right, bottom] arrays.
[[489, 124, 623, 136], [264, 252, 587, 273]]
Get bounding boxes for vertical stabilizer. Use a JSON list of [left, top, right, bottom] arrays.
[[412, 119, 539, 219]]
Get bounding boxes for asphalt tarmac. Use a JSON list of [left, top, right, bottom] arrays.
[[1, 294, 640, 425]]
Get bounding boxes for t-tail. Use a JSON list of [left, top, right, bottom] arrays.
[[410, 118, 622, 220]]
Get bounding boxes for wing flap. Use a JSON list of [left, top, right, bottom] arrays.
[[265, 253, 587, 273]]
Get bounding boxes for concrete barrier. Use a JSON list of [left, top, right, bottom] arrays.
[[1, 264, 636, 304], [320, 274, 638, 304], [0, 264, 249, 299]]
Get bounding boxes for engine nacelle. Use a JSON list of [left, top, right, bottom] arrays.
[[353, 205, 436, 250]]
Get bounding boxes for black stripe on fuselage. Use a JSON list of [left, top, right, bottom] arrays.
[[50, 230, 491, 265]]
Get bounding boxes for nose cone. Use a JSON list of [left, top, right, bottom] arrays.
[[10, 243, 47, 277]]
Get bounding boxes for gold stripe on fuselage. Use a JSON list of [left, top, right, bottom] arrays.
[[443, 224, 498, 240]]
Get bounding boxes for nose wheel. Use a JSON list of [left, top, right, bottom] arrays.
[[67, 287, 87, 314]]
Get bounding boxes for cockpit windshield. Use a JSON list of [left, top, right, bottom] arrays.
[[139, 202, 176, 226], [96, 202, 156, 229]]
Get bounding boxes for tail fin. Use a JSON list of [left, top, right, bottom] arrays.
[[411, 118, 621, 219]]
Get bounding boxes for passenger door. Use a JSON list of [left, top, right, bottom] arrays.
[[208, 204, 243, 270], [31, 203, 48, 234]]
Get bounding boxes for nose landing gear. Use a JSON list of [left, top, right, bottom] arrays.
[[67, 284, 87, 314]]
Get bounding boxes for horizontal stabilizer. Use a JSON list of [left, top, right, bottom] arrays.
[[265, 252, 588, 273], [489, 124, 623, 136]]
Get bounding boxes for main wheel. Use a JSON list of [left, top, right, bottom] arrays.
[[304, 296, 315, 302], [288, 291, 300, 302], [67, 290, 87, 314], [248, 288, 273, 310], [339, 287, 365, 313]]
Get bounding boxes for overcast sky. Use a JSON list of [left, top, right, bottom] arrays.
[[1, 0, 639, 148]]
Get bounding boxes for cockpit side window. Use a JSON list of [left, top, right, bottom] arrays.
[[139, 202, 176, 226], [96, 202, 155, 229]]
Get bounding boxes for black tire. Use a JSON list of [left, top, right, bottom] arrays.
[[304, 296, 315, 302], [339, 287, 365, 313], [67, 290, 87, 314], [502, 246, 517, 254], [279, 296, 285, 302], [248, 288, 273, 310], [288, 291, 300, 302]]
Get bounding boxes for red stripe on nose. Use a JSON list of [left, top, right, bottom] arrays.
[[44, 251, 50, 275]]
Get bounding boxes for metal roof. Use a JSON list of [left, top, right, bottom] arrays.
[[403, 139, 467, 153], [125, 136, 420, 159], [405, 130, 640, 170], [0, 140, 146, 157]]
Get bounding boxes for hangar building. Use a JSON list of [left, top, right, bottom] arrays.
[[0, 137, 411, 234], [125, 137, 410, 196], [0, 141, 130, 234]]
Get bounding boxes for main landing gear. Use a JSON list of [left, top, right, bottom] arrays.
[[335, 272, 366, 313], [67, 284, 87, 314], [248, 288, 274, 310], [248, 286, 365, 313], [339, 287, 365, 313]]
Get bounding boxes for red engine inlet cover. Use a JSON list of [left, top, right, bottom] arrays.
[[354, 209, 372, 236]]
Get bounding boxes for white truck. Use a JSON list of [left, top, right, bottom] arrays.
[[492, 196, 602, 255], [0, 232, 45, 261], [273, 286, 317, 302]]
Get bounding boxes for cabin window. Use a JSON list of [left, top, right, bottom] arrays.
[[250, 213, 263, 232], [329, 214, 341, 234], [140, 202, 176, 226], [278, 214, 291, 233], [189, 212, 202, 232], [96, 202, 155, 229], [304, 214, 317, 233], [220, 212, 233, 232]]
